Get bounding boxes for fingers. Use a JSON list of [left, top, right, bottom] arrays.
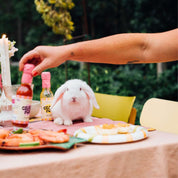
[[32, 59, 49, 76], [19, 46, 61, 77], [19, 49, 40, 71]]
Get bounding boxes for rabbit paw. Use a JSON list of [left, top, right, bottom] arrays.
[[84, 117, 93, 122], [64, 120, 73, 126], [54, 117, 64, 125]]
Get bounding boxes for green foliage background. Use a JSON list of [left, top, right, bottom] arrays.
[[11, 61, 178, 125], [1, 0, 178, 124]]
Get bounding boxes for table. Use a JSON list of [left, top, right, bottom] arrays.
[[0, 121, 178, 178]]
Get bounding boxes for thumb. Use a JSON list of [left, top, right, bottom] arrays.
[[32, 61, 48, 76]]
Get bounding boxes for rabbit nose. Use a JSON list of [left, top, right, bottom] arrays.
[[72, 97, 76, 102]]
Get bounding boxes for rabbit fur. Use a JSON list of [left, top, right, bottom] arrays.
[[51, 79, 99, 125]]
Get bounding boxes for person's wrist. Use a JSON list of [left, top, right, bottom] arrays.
[[67, 42, 84, 61], [67, 43, 77, 60]]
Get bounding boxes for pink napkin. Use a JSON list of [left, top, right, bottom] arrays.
[[28, 117, 124, 135]]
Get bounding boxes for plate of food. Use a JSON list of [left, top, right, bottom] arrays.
[[74, 123, 148, 143], [0, 128, 86, 151]]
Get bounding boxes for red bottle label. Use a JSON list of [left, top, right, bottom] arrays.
[[12, 95, 32, 125]]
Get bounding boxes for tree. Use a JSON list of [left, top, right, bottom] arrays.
[[34, 0, 75, 40]]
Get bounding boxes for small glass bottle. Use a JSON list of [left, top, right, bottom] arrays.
[[40, 72, 53, 121], [12, 64, 35, 128]]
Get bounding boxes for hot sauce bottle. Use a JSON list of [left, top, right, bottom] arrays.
[[12, 64, 35, 128], [40, 72, 53, 121]]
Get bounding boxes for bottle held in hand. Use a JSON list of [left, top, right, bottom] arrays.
[[40, 72, 53, 121], [12, 64, 34, 128]]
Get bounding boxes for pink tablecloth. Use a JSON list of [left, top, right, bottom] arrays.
[[0, 130, 178, 178], [1, 117, 178, 178], [28, 117, 124, 135]]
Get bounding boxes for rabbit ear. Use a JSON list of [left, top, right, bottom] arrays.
[[82, 81, 100, 109], [51, 83, 67, 109]]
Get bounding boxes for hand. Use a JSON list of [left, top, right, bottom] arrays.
[[19, 45, 67, 76]]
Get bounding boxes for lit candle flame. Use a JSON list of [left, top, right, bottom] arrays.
[[2, 34, 6, 38]]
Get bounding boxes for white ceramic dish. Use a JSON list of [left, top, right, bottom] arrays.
[[74, 124, 148, 144]]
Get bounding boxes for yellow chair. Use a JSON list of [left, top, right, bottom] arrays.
[[92, 93, 136, 124], [140, 98, 178, 134]]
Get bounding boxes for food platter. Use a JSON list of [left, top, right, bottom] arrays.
[[74, 124, 148, 144], [0, 127, 87, 151], [0, 136, 87, 151]]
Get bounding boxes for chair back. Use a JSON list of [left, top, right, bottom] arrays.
[[140, 98, 178, 134], [92, 93, 136, 123]]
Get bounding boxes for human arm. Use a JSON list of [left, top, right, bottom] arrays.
[[19, 29, 178, 76], [68, 29, 178, 64]]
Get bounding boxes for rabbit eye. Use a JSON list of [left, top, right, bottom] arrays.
[[80, 88, 82, 91], [66, 88, 69, 91]]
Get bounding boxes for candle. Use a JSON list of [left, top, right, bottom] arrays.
[[0, 34, 11, 87], [0, 34, 12, 102], [0, 34, 18, 122]]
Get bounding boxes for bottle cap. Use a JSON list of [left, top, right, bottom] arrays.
[[21, 64, 35, 84], [41, 72, 51, 80], [23, 64, 35, 74], [41, 72, 51, 88]]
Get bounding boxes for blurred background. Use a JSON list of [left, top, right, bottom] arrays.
[[0, 0, 177, 124]]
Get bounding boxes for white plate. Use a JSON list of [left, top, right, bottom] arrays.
[[74, 125, 148, 143]]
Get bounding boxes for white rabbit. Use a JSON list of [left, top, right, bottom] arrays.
[[51, 79, 99, 125]]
